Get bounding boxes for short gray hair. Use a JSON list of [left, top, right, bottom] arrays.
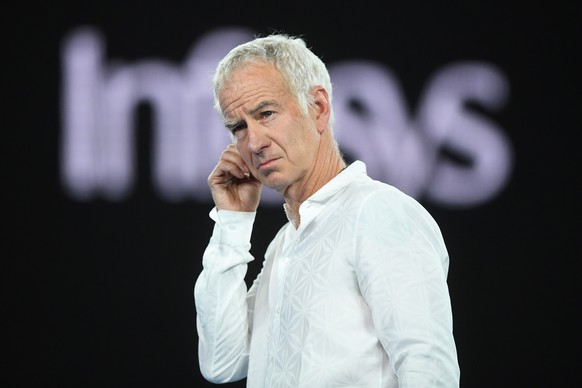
[[212, 34, 335, 130]]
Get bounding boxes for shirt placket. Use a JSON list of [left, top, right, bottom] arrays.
[[266, 226, 298, 386]]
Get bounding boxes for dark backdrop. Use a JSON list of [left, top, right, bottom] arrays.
[[4, 1, 580, 387]]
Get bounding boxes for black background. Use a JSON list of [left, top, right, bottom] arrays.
[[4, 1, 580, 387]]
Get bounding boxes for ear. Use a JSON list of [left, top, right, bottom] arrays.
[[311, 86, 331, 134]]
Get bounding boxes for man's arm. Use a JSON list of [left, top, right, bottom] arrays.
[[355, 189, 460, 387], [194, 209, 256, 383], [194, 144, 263, 382]]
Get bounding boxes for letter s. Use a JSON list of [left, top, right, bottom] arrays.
[[330, 61, 430, 198], [416, 62, 513, 207]]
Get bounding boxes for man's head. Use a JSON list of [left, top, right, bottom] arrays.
[[211, 34, 344, 202], [213, 34, 335, 132]]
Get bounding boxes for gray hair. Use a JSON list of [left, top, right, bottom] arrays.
[[212, 34, 335, 131]]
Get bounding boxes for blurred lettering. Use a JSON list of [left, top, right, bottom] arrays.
[[61, 26, 512, 207]]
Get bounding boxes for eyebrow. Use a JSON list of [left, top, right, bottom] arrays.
[[224, 120, 242, 132], [224, 100, 280, 131], [248, 100, 279, 116]]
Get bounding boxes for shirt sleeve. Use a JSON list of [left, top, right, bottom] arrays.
[[354, 189, 460, 387], [194, 208, 256, 383]]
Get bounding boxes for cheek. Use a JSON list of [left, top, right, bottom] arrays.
[[235, 143, 252, 165], [285, 130, 318, 162], [286, 118, 317, 147]]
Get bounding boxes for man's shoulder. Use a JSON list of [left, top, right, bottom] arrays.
[[340, 175, 430, 219], [344, 174, 404, 202]]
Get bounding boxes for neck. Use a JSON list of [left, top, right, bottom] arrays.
[[284, 146, 346, 228]]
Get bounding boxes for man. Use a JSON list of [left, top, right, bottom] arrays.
[[194, 33, 460, 387]]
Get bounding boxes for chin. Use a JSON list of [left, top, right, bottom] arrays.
[[261, 175, 288, 193]]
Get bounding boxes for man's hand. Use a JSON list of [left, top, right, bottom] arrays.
[[208, 144, 262, 212]]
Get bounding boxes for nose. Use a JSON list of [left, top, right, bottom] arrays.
[[247, 123, 269, 154]]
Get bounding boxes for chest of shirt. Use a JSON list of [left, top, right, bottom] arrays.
[[265, 207, 370, 325]]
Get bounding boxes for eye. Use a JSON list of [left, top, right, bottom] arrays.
[[260, 111, 274, 119], [228, 122, 247, 135]]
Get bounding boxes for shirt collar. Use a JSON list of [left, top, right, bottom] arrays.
[[306, 160, 367, 204], [283, 160, 367, 226]]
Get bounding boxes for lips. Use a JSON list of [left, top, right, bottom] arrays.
[[257, 157, 279, 171]]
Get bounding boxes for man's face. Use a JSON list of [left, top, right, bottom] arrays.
[[218, 62, 321, 196]]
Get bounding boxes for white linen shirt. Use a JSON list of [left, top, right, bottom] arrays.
[[194, 161, 460, 387]]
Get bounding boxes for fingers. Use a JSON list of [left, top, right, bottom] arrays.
[[208, 144, 262, 212], [209, 144, 249, 183]]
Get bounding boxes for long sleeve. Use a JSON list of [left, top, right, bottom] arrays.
[[354, 189, 460, 387], [194, 208, 256, 383]]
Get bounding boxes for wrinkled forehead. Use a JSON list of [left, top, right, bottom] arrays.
[[218, 62, 290, 114], [218, 59, 280, 91]]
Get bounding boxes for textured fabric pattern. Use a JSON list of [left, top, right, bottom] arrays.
[[194, 161, 460, 387]]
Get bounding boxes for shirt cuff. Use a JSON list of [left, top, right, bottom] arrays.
[[209, 207, 256, 246]]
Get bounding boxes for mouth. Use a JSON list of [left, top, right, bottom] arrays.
[[257, 158, 279, 171]]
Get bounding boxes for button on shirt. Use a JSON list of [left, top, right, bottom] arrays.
[[194, 161, 460, 387]]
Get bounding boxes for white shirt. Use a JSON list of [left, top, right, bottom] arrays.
[[194, 161, 460, 387]]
